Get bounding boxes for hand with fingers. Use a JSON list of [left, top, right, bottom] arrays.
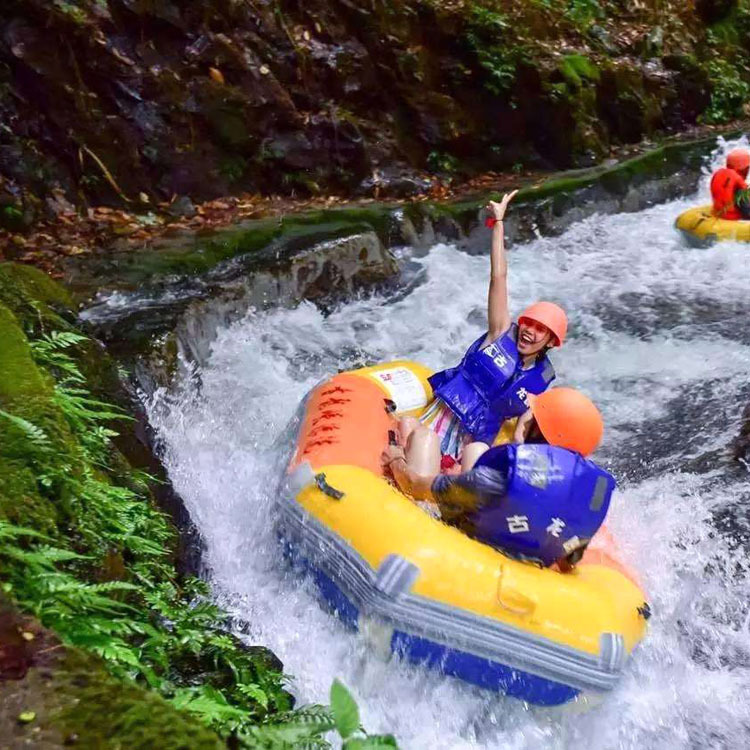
[[381, 443, 406, 470], [487, 189, 519, 223]]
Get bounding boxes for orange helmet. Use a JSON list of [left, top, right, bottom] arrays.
[[530, 387, 604, 456], [726, 149, 750, 173], [518, 301, 568, 347]]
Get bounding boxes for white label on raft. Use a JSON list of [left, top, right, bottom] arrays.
[[371, 367, 427, 413]]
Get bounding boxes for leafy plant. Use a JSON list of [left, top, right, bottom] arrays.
[[1, 328, 400, 747], [427, 151, 460, 174], [239, 682, 398, 749], [702, 58, 750, 123], [0, 331, 288, 739], [565, 0, 603, 28], [464, 6, 522, 95]]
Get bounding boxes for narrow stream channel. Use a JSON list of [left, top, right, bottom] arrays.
[[145, 141, 750, 749]]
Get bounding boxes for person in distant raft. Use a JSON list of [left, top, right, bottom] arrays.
[[383, 388, 615, 571], [398, 189, 568, 475], [710, 148, 750, 220]]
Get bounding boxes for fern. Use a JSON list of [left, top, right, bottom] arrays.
[[0, 409, 52, 451], [1, 324, 400, 746], [240, 705, 335, 749]]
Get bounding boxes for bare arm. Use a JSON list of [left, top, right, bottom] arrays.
[[485, 190, 518, 343], [381, 446, 499, 521], [513, 408, 534, 443]]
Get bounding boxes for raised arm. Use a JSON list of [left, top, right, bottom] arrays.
[[485, 190, 518, 342]]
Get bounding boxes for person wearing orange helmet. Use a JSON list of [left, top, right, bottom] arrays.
[[710, 148, 750, 220], [398, 190, 568, 476], [383, 388, 614, 570]]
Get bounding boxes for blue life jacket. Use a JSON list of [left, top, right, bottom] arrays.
[[428, 325, 555, 444], [469, 444, 615, 567]]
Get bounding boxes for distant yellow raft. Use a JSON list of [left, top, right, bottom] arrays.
[[675, 204, 750, 245]]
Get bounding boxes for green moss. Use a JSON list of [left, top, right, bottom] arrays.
[[558, 54, 600, 88], [6, 646, 224, 750], [84, 207, 397, 289], [0, 303, 73, 456], [0, 263, 74, 333], [58, 650, 225, 749], [422, 131, 742, 227], [0, 456, 58, 535]]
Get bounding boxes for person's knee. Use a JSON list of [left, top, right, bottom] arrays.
[[405, 426, 440, 475], [461, 441, 490, 472], [398, 416, 419, 445]]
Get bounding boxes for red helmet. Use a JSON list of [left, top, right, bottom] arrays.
[[726, 149, 750, 173], [518, 301, 568, 347]]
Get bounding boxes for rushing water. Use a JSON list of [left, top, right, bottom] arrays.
[[146, 140, 750, 749]]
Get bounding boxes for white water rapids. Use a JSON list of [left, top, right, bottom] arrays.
[[146, 140, 750, 748]]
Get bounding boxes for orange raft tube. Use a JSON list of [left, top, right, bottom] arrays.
[[279, 361, 649, 705]]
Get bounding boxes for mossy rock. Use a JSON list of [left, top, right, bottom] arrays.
[[0, 262, 130, 411], [64, 207, 397, 293], [0, 263, 74, 335], [0, 599, 224, 750], [0, 303, 75, 460], [0, 455, 58, 536], [415, 130, 741, 233]]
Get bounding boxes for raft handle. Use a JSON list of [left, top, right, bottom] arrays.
[[388, 430, 398, 446], [637, 602, 652, 620], [384, 398, 397, 414], [497, 569, 536, 616], [314, 472, 345, 501]]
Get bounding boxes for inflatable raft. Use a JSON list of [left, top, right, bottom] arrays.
[[675, 204, 750, 246], [278, 361, 650, 705]]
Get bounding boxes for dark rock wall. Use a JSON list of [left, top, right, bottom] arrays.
[[0, 0, 747, 223]]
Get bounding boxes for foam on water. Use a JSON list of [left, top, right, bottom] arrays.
[[147, 138, 750, 748]]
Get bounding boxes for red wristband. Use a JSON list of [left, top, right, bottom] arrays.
[[485, 217, 499, 228]]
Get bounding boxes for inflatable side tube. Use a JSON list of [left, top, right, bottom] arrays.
[[278, 466, 628, 701]]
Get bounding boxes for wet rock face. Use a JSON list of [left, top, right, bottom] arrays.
[[0, 0, 740, 215], [695, 0, 737, 24], [80, 227, 399, 374]]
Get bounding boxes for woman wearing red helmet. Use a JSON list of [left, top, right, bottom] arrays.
[[710, 148, 750, 220], [398, 190, 568, 476]]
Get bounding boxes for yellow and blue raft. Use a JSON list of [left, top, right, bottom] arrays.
[[278, 361, 649, 705]]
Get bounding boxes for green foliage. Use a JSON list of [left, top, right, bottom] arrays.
[[0, 328, 289, 741], [702, 58, 750, 123], [237, 683, 397, 749], [464, 6, 521, 94], [427, 150, 459, 174], [564, 0, 603, 28], [558, 54, 600, 88], [1, 204, 24, 231], [52, 0, 89, 24], [0, 315, 399, 748], [330, 679, 360, 739]]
